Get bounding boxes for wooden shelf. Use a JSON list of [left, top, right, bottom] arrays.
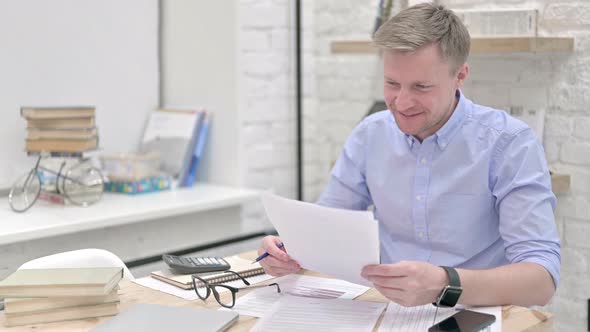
[[331, 37, 574, 54], [551, 173, 571, 194]]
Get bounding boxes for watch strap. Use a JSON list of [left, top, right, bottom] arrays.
[[441, 266, 461, 288], [433, 266, 462, 307]]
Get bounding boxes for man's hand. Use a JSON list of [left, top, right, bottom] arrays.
[[257, 235, 301, 277], [361, 261, 448, 307]]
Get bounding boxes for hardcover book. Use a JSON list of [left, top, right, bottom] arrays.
[[0, 267, 123, 298], [26, 117, 96, 130], [27, 128, 98, 140], [4, 288, 119, 314], [4, 302, 119, 327], [25, 137, 98, 153], [21, 106, 95, 120]]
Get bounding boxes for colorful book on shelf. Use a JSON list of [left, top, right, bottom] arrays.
[[150, 256, 265, 290], [104, 175, 172, 195], [21, 106, 95, 119], [4, 287, 119, 314], [184, 113, 210, 187], [140, 108, 203, 178], [3, 302, 119, 327], [0, 267, 123, 298]]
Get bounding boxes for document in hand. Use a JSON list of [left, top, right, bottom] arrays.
[[261, 193, 379, 286]]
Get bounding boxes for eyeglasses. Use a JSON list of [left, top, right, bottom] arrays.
[[191, 270, 281, 308], [9, 153, 103, 212]]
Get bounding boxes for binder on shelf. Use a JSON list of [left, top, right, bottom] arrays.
[[184, 113, 210, 187], [140, 109, 202, 179], [177, 110, 206, 187]]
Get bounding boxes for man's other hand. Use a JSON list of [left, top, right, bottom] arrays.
[[361, 261, 448, 307], [257, 235, 301, 277]]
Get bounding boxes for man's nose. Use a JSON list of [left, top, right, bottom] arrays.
[[394, 89, 413, 111]]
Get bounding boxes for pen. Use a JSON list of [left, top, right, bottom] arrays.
[[252, 242, 284, 264]]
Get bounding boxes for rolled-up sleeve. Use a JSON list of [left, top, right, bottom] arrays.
[[492, 127, 561, 286]]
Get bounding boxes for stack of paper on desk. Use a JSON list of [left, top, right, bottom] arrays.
[[225, 274, 370, 318], [261, 193, 379, 286], [250, 295, 386, 332]]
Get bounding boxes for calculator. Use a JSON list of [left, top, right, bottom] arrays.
[[162, 254, 231, 274]]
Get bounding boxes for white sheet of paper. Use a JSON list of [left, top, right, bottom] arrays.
[[133, 273, 275, 301], [377, 303, 501, 332], [261, 193, 379, 286], [377, 302, 456, 332], [250, 295, 387, 332], [223, 274, 370, 317]]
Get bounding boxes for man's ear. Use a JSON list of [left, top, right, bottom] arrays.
[[455, 63, 469, 88]]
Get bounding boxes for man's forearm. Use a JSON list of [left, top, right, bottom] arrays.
[[457, 262, 555, 307]]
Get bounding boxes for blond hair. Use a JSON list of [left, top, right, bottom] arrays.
[[373, 3, 470, 71]]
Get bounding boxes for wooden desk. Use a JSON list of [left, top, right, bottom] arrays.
[[0, 252, 553, 332]]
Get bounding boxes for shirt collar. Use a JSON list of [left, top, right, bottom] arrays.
[[405, 135, 416, 149], [435, 89, 466, 150]]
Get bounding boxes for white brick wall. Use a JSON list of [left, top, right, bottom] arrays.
[[237, 0, 298, 232], [238, 0, 590, 329]]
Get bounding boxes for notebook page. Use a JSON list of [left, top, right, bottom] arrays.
[[250, 295, 386, 332]]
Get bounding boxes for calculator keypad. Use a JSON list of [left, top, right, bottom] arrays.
[[162, 255, 231, 274]]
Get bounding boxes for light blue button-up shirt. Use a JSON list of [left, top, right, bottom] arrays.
[[317, 91, 561, 286]]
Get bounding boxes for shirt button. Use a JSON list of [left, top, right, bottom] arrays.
[[421, 158, 427, 164], [416, 195, 422, 201]]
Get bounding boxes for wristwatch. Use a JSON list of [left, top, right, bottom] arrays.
[[433, 266, 462, 307]]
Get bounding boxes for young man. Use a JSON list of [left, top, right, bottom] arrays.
[[258, 3, 560, 307]]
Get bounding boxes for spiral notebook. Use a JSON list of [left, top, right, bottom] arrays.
[[150, 256, 265, 290]]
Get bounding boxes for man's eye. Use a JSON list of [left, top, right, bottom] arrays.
[[416, 85, 430, 90]]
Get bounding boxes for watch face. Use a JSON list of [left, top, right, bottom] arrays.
[[440, 286, 462, 307]]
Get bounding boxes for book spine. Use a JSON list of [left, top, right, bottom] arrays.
[[178, 111, 204, 187], [185, 116, 210, 187]]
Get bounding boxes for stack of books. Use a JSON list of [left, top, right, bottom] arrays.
[[21, 106, 98, 153], [0, 267, 123, 327]]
